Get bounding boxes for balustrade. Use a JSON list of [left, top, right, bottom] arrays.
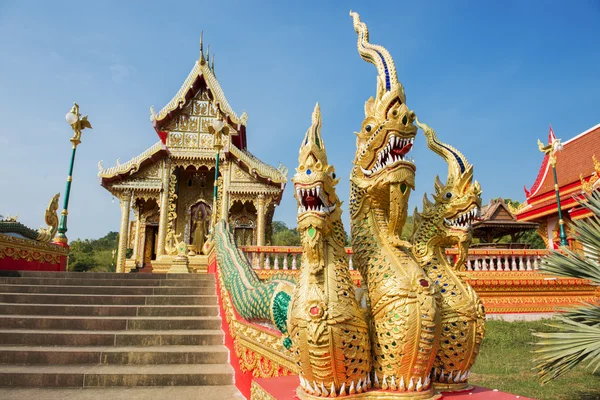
[[240, 246, 549, 274]]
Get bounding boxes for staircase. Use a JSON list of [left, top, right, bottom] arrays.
[[0, 271, 243, 399]]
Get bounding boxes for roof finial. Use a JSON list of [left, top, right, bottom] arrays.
[[211, 54, 215, 74], [199, 31, 206, 64], [206, 44, 210, 65]]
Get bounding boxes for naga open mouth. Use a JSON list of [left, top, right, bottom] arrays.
[[360, 135, 414, 177], [295, 183, 336, 215], [444, 207, 481, 229]]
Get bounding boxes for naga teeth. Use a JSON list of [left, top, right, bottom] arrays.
[[399, 376, 406, 391]]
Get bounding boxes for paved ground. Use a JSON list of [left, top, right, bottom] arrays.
[[0, 386, 246, 400]]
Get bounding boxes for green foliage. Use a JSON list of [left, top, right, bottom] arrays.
[[271, 221, 301, 246], [68, 232, 119, 272], [533, 191, 600, 384]]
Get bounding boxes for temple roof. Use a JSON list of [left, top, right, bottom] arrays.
[[99, 38, 286, 194], [473, 199, 538, 241], [98, 141, 287, 186], [517, 123, 600, 221], [150, 51, 248, 150], [98, 141, 167, 181]]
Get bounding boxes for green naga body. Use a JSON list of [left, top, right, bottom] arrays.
[[412, 118, 486, 390], [213, 221, 295, 343], [289, 104, 372, 398], [348, 12, 440, 395]]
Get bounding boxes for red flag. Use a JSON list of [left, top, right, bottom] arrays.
[[548, 125, 556, 143]]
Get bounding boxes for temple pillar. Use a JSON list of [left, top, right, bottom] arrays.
[[220, 163, 230, 221], [132, 203, 141, 265], [257, 194, 266, 246], [116, 191, 132, 273], [157, 160, 171, 257]]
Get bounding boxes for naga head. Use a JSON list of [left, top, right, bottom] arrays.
[[292, 103, 342, 244], [349, 12, 417, 243], [349, 11, 417, 191], [414, 118, 482, 268]]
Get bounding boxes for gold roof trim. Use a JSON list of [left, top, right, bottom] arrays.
[[150, 60, 248, 127], [229, 145, 287, 184], [98, 141, 165, 179]]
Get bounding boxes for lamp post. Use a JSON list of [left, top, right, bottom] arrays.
[[53, 103, 92, 246], [538, 130, 568, 247], [208, 118, 229, 227]]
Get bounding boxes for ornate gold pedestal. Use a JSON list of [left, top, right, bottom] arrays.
[[296, 388, 442, 400], [433, 383, 472, 392], [168, 255, 190, 274]]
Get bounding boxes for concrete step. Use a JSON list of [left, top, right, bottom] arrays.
[[0, 315, 222, 331], [0, 293, 217, 306], [0, 385, 245, 399], [0, 303, 219, 317], [0, 277, 215, 287], [0, 345, 229, 365], [0, 284, 215, 296], [0, 271, 215, 281], [0, 329, 224, 346], [0, 364, 234, 387]]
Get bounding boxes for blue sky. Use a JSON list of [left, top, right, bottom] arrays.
[[1, 1, 599, 240]]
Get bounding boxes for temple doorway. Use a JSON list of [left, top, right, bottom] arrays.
[[189, 200, 212, 255], [143, 225, 158, 267]]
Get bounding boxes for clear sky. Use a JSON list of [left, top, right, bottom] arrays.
[[1, 0, 599, 241]]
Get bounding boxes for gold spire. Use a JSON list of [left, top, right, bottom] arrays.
[[206, 44, 210, 65], [211, 54, 215, 73], [298, 102, 327, 168], [199, 31, 205, 64]]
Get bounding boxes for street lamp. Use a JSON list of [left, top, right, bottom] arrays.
[[538, 129, 568, 247], [208, 118, 229, 227], [53, 103, 92, 246]]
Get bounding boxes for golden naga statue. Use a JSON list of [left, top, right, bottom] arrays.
[[348, 11, 441, 397], [37, 193, 60, 242], [412, 119, 486, 390], [289, 103, 372, 398]]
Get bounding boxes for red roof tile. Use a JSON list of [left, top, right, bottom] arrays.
[[525, 124, 600, 199]]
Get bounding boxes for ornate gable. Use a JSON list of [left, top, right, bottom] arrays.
[[161, 88, 239, 150]]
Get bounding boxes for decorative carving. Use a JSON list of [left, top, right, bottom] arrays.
[[580, 155, 600, 193], [164, 172, 180, 255], [0, 234, 67, 265], [36, 193, 60, 242], [412, 119, 485, 390], [348, 12, 439, 397], [290, 104, 372, 398]]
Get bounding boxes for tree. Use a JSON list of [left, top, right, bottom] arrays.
[[533, 191, 600, 383], [271, 221, 301, 246], [67, 232, 119, 272]]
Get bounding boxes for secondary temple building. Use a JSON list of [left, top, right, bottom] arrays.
[[99, 44, 287, 273], [516, 123, 600, 250]]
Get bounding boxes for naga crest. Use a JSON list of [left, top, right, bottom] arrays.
[[414, 118, 482, 268], [37, 193, 60, 242], [349, 12, 418, 244], [292, 104, 344, 260], [349, 11, 417, 189]]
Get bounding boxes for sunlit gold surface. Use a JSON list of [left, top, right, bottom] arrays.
[[36, 193, 60, 242], [411, 119, 485, 388], [348, 12, 440, 396], [289, 104, 372, 397]]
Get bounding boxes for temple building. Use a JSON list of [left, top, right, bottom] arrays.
[[99, 42, 287, 273], [516, 123, 600, 250]]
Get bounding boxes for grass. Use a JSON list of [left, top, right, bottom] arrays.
[[470, 320, 600, 400]]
